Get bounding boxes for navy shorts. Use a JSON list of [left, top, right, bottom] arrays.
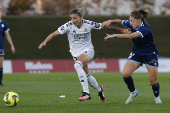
[[128, 52, 159, 68], [0, 49, 5, 56]]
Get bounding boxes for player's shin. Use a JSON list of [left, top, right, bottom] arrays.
[[123, 76, 135, 92], [87, 73, 101, 92], [152, 82, 160, 97], [74, 61, 89, 94]]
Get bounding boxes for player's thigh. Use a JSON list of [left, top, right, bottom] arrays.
[[0, 56, 4, 68], [77, 54, 92, 66], [122, 61, 140, 78], [146, 65, 158, 85]]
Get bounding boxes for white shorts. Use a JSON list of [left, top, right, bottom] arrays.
[[72, 48, 95, 61]]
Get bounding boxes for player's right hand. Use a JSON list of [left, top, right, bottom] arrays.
[[122, 28, 131, 34], [38, 42, 46, 49]]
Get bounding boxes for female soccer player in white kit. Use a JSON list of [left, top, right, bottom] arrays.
[[38, 8, 106, 102]]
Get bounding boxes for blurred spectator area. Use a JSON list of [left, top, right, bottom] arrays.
[[0, 0, 170, 16]]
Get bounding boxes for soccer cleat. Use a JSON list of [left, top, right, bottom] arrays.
[[78, 92, 92, 101], [98, 85, 105, 103], [0, 83, 3, 86], [125, 90, 139, 104], [154, 96, 162, 104]]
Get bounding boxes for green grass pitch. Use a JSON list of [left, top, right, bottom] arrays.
[[0, 72, 170, 113]]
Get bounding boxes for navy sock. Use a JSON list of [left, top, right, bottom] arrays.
[[152, 82, 160, 97], [0, 68, 3, 84], [123, 76, 135, 92]]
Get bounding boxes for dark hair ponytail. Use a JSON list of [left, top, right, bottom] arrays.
[[131, 7, 149, 21]]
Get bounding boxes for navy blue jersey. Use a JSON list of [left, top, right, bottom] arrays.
[[0, 20, 10, 50], [122, 20, 158, 55]]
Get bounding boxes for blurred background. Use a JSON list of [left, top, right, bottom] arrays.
[[1, 2, 170, 112], [1, 0, 170, 16], [1, 0, 170, 60]]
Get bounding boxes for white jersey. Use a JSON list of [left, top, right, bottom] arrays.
[[58, 19, 101, 57]]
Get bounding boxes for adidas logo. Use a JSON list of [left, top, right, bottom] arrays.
[[80, 80, 84, 82], [73, 30, 76, 33]]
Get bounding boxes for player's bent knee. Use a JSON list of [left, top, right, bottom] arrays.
[[149, 77, 158, 85], [122, 71, 131, 78], [149, 74, 158, 85], [74, 61, 83, 70]]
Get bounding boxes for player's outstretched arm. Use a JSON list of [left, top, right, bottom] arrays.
[[101, 19, 131, 34], [103, 25, 131, 34], [104, 32, 141, 41], [101, 19, 122, 28], [38, 30, 60, 49]]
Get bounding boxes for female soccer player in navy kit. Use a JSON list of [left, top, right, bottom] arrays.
[[102, 8, 162, 104], [0, 7, 15, 86]]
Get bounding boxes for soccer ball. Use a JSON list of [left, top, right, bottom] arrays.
[[3, 91, 19, 107]]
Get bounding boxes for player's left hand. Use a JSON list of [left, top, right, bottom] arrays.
[[11, 46, 15, 54], [104, 34, 115, 41], [38, 42, 46, 49]]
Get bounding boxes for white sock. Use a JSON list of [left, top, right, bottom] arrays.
[[74, 61, 89, 94], [87, 73, 101, 92]]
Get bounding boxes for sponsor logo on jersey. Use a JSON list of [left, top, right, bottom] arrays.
[[71, 32, 90, 40]]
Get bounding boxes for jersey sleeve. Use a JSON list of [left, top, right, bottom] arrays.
[[122, 20, 131, 28], [85, 20, 101, 30], [58, 21, 72, 35], [3, 22, 10, 33], [91, 22, 102, 30], [136, 27, 149, 38]]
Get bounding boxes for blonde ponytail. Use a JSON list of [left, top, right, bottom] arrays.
[[78, 7, 84, 13]]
